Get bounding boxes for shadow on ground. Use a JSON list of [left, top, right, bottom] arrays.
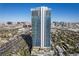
[[20, 34, 32, 54]]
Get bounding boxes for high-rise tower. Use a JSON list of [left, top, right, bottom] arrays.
[[31, 6, 51, 48]]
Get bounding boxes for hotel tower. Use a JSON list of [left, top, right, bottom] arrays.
[[31, 6, 51, 48]]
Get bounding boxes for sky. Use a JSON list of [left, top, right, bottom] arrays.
[[0, 3, 79, 23]]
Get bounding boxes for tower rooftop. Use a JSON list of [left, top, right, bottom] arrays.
[[31, 6, 51, 11]]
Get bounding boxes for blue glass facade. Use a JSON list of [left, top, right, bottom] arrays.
[[44, 11, 51, 47], [32, 7, 51, 48], [32, 11, 41, 47], [44, 16, 51, 47]]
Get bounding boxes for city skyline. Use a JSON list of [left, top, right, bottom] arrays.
[[0, 3, 79, 22]]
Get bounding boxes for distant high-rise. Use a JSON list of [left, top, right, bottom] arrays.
[[31, 6, 51, 48]]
